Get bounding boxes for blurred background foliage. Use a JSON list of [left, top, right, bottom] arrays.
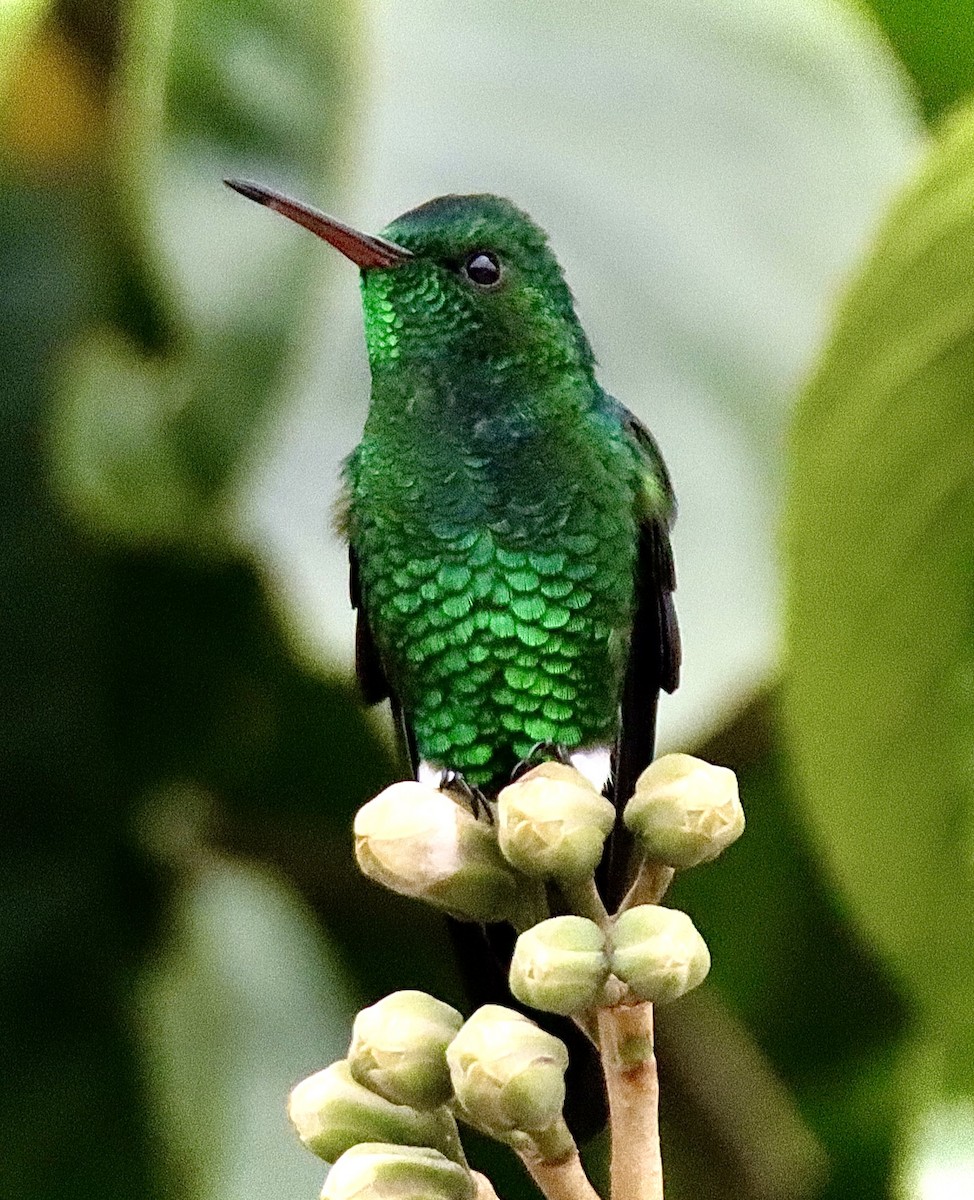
[[1, 1, 972, 1199]]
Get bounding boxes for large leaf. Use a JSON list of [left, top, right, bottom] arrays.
[[51, 0, 360, 548], [784, 99, 974, 1185], [858, 0, 974, 123], [0, 0, 51, 98], [138, 855, 357, 1200], [245, 0, 921, 743], [1, 6, 372, 1200]]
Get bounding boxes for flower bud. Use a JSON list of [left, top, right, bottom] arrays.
[[509, 917, 610, 1016], [624, 754, 743, 868], [497, 763, 615, 881], [609, 905, 710, 1004], [446, 1005, 569, 1139], [321, 1143, 476, 1200], [354, 782, 519, 922], [287, 1061, 457, 1163], [348, 991, 463, 1110]]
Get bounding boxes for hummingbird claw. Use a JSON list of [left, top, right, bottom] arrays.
[[510, 741, 573, 782], [439, 770, 493, 823]]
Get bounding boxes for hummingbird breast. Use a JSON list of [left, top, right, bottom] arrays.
[[346, 392, 641, 791]]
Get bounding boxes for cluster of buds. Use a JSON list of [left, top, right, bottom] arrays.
[[288, 990, 576, 1200], [353, 755, 741, 923], [508, 904, 710, 1017], [295, 752, 743, 1200]]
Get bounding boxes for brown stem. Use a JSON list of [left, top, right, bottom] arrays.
[[559, 876, 610, 926], [518, 1150, 603, 1200], [618, 860, 674, 912], [596, 1002, 663, 1200], [472, 1171, 503, 1200]]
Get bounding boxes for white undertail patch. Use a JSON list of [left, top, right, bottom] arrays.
[[418, 760, 441, 789], [570, 746, 613, 793], [420, 750, 612, 793]]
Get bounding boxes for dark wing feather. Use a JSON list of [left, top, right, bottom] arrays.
[[349, 546, 419, 773], [603, 404, 681, 904], [614, 518, 681, 804], [349, 547, 390, 705]]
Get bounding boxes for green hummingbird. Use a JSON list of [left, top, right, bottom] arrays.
[[226, 181, 679, 817]]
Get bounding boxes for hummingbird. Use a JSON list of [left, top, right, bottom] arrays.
[[226, 181, 680, 1138], [225, 180, 679, 818]]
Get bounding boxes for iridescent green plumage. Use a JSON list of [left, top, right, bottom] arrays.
[[224, 179, 677, 799], [341, 195, 678, 793]]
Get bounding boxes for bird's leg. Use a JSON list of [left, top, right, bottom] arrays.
[[510, 740, 573, 782], [439, 769, 493, 823]]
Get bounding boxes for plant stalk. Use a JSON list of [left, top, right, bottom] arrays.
[[518, 1149, 603, 1200], [596, 1002, 662, 1200], [472, 1171, 503, 1200], [618, 860, 674, 912]]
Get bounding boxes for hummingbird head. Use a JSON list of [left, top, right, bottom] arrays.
[[368, 194, 595, 381], [225, 182, 595, 386]]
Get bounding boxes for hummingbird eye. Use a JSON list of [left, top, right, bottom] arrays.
[[462, 251, 503, 288]]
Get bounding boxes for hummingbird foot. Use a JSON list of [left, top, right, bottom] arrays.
[[510, 741, 574, 782], [439, 769, 493, 823]]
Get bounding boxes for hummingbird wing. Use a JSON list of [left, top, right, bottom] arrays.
[[349, 547, 420, 770], [614, 402, 681, 790], [349, 546, 390, 706], [601, 402, 681, 903]]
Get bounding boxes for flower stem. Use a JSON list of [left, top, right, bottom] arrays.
[[617, 859, 674, 912], [558, 875, 610, 926], [518, 1149, 603, 1200], [472, 1171, 503, 1200], [432, 1106, 469, 1167], [596, 1002, 663, 1200]]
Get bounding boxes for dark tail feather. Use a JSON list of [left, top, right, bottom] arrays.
[[602, 523, 680, 908]]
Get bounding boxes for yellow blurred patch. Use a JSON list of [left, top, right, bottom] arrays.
[[2, 25, 103, 173]]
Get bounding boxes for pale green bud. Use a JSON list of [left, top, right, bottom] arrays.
[[610, 905, 710, 1004], [354, 782, 518, 922], [446, 1005, 569, 1140], [624, 754, 743, 868], [348, 991, 463, 1110], [509, 917, 610, 1016], [496, 763, 615, 881], [321, 1143, 476, 1200], [287, 1061, 456, 1163]]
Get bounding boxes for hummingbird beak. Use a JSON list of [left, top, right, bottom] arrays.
[[224, 179, 413, 269]]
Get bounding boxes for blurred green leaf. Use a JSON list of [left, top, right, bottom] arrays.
[[784, 96, 974, 1183], [52, 0, 361, 548], [672, 716, 906, 1199], [2, 3, 374, 1200], [139, 853, 356, 1200], [0, 0, 52, 98], [858, 0, 974, 123]]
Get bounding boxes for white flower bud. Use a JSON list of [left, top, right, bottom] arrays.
[[287, 1061, 456, 1163], [509, 917, 609, 1016], [497, 763, 615, 881], [609, 905, 711, 1004], [446, 1005, 569, 1142], [354, 782, 518, 922], [349, 991, 463, 1110], [321, 1143, 476, 1200], [624, 754, 744, 868]]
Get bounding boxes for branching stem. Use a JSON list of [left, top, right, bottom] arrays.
[[518, 1150, 603, 1200], [618, 859, 674, 912], [558, 876, 610, 926], [472, 1171, 503, 1200], [596, 1002, 663, 1200]]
